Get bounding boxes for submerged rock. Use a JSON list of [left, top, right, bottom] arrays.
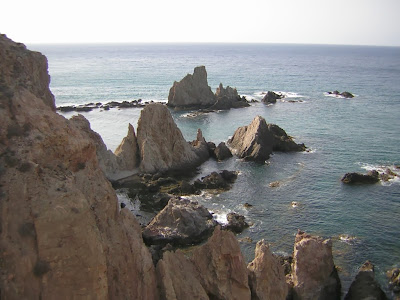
[[142, 198, 217, 246], [167, 66, 216, 109], [341, 170, 380, 184], [248, 240, 289, 300], [345, 261, 388, 300], [291, 230, 341, 300]]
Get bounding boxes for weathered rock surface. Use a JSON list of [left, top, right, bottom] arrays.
[[210, 83, 250, 110], [214, 142, 233, 161], [223, 212, 249, 233], [137, 103, 203, 174], [114, 123, 140, 171], [156, 250, 209, 300], [0, 35, 158, 299], [290, 230, 341, 300], [268, 124, 307, 152], [190, 128, 210, 163], [142, 198, 217, 246], [191, 226, 251, 300], [194, 170, 238, 190], [228, 116, 274, 162], [248, 240, 289, 300], [344, 261, 388, 300], [388, 267, 400, 296], [167, 66, 216, 109], [262, 91, 284, 104], [341, 170, 380, 184]]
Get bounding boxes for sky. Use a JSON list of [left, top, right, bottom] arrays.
[[1, 0, 400, 46]]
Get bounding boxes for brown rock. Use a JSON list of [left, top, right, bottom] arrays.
[[214, 142, 233, 161], [167, 66, 216, 109], [345, 261, 388, 300], [156, 250, 209, 300], [248, 240, 289, 300], [0, 34, 158, 299], [191, 226, 251, 300], [136, 103, 203, 174], [114, 123, 140, 170], [191, 128, 210, 163], [210, 83, 249, 110], [291, 230, 341, 300]]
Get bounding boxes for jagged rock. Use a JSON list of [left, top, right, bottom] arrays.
[[0, 35, 158, 299], [209, 83, 250, 110], [190, 129, 210, 162], [345, 261, 388, 300], [291, 230, 341, 300], [268, 124, 306, 152], [136, 103, 203, 174], [228, 116, 274, 162], [194, 170, 238, 190], [223, 212, 249, 233], [114, 123, 140, 170], [167, 66, 216, 109], [191, 226, 251, 300], [142, 198, 217, 246], [214, 142, 233, 161], [341, 170, 380, 184], [156, 250, 209, 300], [262, 91, 283, 104], [388, 267, 400, 295], [248, 240, 289, 300]]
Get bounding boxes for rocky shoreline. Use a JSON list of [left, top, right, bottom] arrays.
[[0, 34, 397, 299]]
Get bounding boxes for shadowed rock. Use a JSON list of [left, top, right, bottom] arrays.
[[341, 170, 380, 184]]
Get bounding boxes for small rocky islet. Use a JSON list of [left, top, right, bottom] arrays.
[[0, 34, 396, 299]]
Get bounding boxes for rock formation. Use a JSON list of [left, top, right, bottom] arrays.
[[248, 240, 289, 300], [114, 123, 140, 170], [228, 116, 306, 162], [341, 170, 380, 184], [228, 116, 275, 162], [190, 129, 210, 162], [0, 34, 158, 299], [191, 226, 252, 300], [142, 198, 217, 246], [136, 103, 204, 174], [327, 90, 354, 98], [224, 212, 249, 233], [388, 267, 400, 297], [344, 261, 388, 299], [214, 142, 233, 161], [262, 91, 284, 104], [210, 83, 249, 110], [290, 230, 341, 300], [167, 66, 216, 109]]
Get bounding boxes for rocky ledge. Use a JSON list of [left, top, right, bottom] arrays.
[[57, 99, 153, 112]]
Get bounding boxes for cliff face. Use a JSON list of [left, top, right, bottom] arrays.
[[0, 34, 158, 299]]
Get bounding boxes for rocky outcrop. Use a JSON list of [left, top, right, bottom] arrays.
[[388, 267, 400, 296], [344, 261, 388, 300], [214, 142, 233, 161], [210, 83, 249, 110], [262, 91, 284, 104], [142, 198, 217, 246], [114, 123, 140, 170], [223, 212, 249, 233], [167, 66, 216, 109], [248, 240, 289, 300], [328, 90, 354, 98], [194, 170, 238, 190], [191, 226, 251, 300], [137, 103, 203, 174], [190, 129, 210, 163], [341, 170, 380, 184], [228, 116, 306, 162], [290, 230, 341, 300], [228, 116, 274, 162], [0, 35, 158, 299]]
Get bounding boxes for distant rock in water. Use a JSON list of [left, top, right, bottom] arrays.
[[228, 116, 306, 162], [209, 83, 250, 110], [345, 261, 388, 300], [341, 170, 380, 184], [167, 66, 216, 109], [327, 90, 355, 98], [262, 91, 284, 104]]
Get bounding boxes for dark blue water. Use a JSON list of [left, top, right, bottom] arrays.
[[32, 43, 400, 297]]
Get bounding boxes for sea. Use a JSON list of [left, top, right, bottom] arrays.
[[31, 43, 400, 297]]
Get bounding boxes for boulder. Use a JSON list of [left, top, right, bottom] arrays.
[[114, 123, 140, 170], [210, 83, 250, 110], [341, 170, 380, 184], [167, 66, 216, 109], [291, 230, 341, 300], [191, 226, 251, 300], [142, 198, 217, 246], [0, 34, 158, 299], [262, 91, 283, 104], [345, 261, 388, 300], [228, 116, 274, 162], [388, 267, 400, 295], [194, 170, 238, 190], [223, 212, 249, 233], [248, 240, 289, 300], [214, 142, 233, 161], [156, 250, 209, 300], [136, 103, 203, 174], [268, 124, 306, 152]]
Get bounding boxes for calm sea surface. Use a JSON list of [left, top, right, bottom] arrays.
[[32, 43, 400, 297]]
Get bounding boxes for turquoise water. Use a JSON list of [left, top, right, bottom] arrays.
[[33, 43, 400, 297]]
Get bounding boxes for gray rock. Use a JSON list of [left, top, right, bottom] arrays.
[[341, 170, 380, 184], [214, 142, 232, 161], [261, 91, 283, 104]]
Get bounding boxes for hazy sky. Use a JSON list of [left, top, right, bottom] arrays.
[[2, 0, 400, 46]]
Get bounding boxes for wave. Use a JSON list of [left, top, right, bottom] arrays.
[[358, 162, 400, 185]]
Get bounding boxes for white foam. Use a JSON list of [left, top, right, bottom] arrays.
[[358, 162, 400, 185]]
